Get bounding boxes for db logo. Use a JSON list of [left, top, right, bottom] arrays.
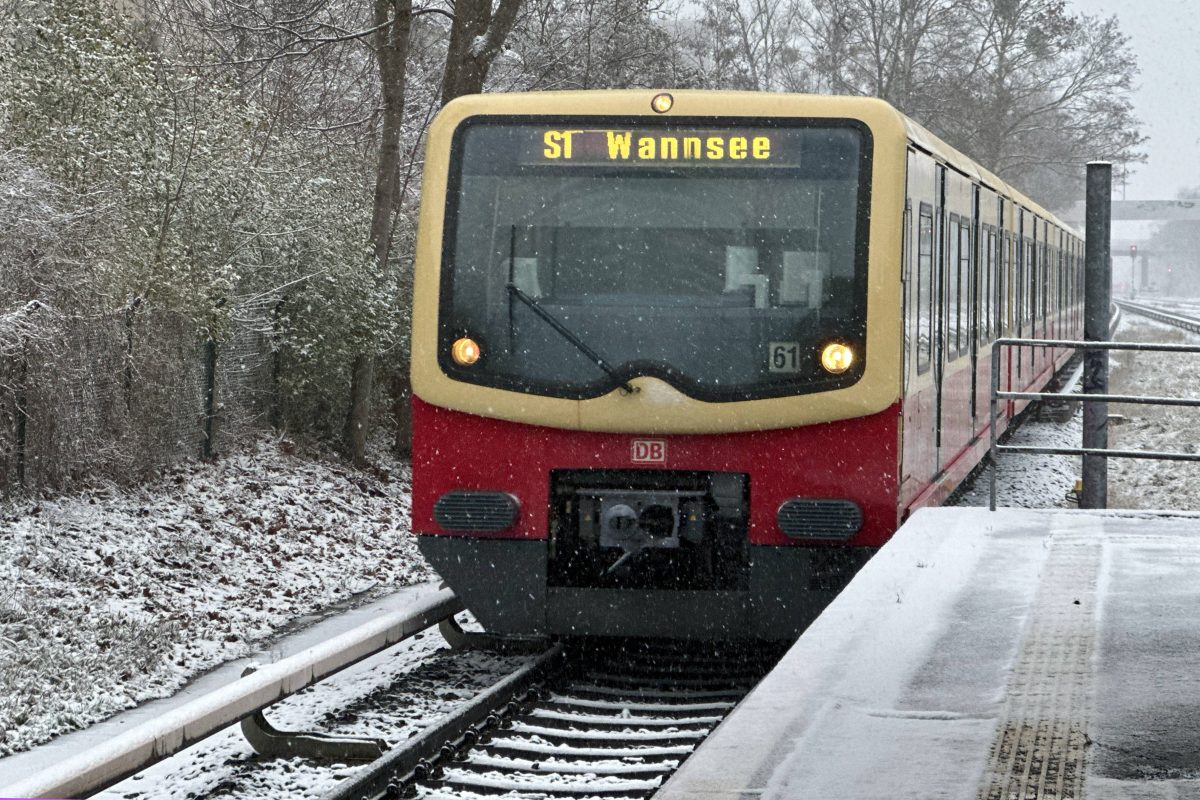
[[631, 439, 666, 463]]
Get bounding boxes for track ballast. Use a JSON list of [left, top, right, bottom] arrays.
[[333, 639, 781, 800]]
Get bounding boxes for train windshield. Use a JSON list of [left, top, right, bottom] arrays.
[[439, 118, 871, 401]]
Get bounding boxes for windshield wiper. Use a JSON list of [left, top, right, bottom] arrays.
[[506, 283, 638, 395]]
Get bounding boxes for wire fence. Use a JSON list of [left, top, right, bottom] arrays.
[[0, 303, 275, 495]]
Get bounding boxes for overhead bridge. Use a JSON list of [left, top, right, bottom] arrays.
[[659, 507, 1200, 800], [1063, 199, 1200, 223]]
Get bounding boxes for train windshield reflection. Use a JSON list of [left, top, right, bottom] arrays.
[[440, 119, 872, 401]]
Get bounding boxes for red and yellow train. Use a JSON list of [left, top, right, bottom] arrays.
[[409, 91, 1082, 640]]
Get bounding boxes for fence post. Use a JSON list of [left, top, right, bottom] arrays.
[[270, 298, 284, 430], [14, 344, 28, 488], [1082, 162, 1112, 509], [123, 297, 142, 411], [203, 337, 217, 460]]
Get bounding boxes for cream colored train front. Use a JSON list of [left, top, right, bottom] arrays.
[[407, 90, 1081, 640]]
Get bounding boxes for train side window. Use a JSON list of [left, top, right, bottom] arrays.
[[998, 231, 1008, 335], [983, 226, 995, 344], [998, 231, 1007, 336], [1056, 240, 1064, 320], [1013, 233, 1023, 332], [917, 204, 933, 375], [1041, 241, 1050, 320], [1024, 238, 1031, 327], [980, 226, 989, 345], [1033, 239, 1041, 324], [947, 213, 960, 360], [959, 222, 971, 355]]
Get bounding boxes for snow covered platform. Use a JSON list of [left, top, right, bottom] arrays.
[[659, 507, 1200, 800]]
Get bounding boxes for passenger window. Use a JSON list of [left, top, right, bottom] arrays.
[[947, 213, 960, 360], [917, 205, 933, 375], [959, 223, 971, 354], [984, 228, 996, 343]]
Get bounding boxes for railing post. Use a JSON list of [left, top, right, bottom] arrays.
[[1082, 162, 1112, 509], [990, 341, 1001, 511]]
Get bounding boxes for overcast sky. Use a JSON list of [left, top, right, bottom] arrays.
[[1069, 0, 1200, 201]]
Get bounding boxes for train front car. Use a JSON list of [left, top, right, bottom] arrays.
[[411, 92, 907, 640]]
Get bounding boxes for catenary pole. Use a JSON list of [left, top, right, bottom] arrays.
[[1081, 162, 1112, 509]]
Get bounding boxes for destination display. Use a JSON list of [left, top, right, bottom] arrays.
[[536, 128, 793, 166]]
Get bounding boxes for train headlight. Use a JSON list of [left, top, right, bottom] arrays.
[[820, 342, 855, 374], [650, 92, 674, 113], [451, 336, 482, 366]]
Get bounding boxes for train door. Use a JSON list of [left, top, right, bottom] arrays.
[[968, 185, 981, 433], [1015, 208, 1025, 382], [1032, 214, 1041, 374], [934, 163, 947, 473], [900, 148, 937, 504], [998, 200, 1013, 420]]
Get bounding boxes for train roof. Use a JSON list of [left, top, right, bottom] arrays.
[[899, 110, 1081, 237], [442, 89, 1079, 238]]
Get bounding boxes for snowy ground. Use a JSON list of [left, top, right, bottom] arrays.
[[0, 437, 435, 756], [1106, 314, 1200, 510], [91, 616, 532, 800], [3, 302, 1196, 797]]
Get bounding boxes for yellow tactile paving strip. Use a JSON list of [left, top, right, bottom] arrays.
[[979, 538, 1101, 800]]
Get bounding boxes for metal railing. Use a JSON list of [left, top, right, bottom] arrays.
[[989, 337, 1200, 510]]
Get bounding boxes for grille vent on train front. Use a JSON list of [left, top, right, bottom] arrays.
[[777, 498, 862, 541], [434, 491, 518, 532]]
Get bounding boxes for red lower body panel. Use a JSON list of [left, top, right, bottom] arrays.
[[412, 397, 902, 548]]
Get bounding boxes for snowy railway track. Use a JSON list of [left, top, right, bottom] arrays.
[[324, 640, 780, 800], [1115, 298, 1200, 334], [1, 588, 467, 800]]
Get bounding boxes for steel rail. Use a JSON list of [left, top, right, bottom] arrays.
[[997, 445, 1200, 462], [993, 336, 1200, 352], [2, 587, 463, 800], [999, 390, 1200, 408], [1116, 299, 1200, 334], [320, 643, 565, 800]]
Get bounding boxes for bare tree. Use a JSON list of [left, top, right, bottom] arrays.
[[439, 0, 523, 103], [794, 0, 1144, 209], [346, 0, 415, 466], [682, 0, 809, 91], [508, 0, 692, 91], [801, 0, 968, 118], [946, 1, 1144, 206]]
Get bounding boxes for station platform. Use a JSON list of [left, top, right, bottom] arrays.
[[659, 507, 1200, 800]]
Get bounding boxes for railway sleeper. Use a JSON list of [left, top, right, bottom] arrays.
[[433, 766, 661, 797], [582, 670, 755, 690], [479, 737, 694, 761], [543, 693, 736, 714], [561, 681, 745, 701], [520, 708, 722, 728], [502, 721, 708, 744], [453, 754, 677, 776]]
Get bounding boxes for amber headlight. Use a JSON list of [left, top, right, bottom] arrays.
[[451, 337, 482, 366], [820, 342, 855, 374]]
